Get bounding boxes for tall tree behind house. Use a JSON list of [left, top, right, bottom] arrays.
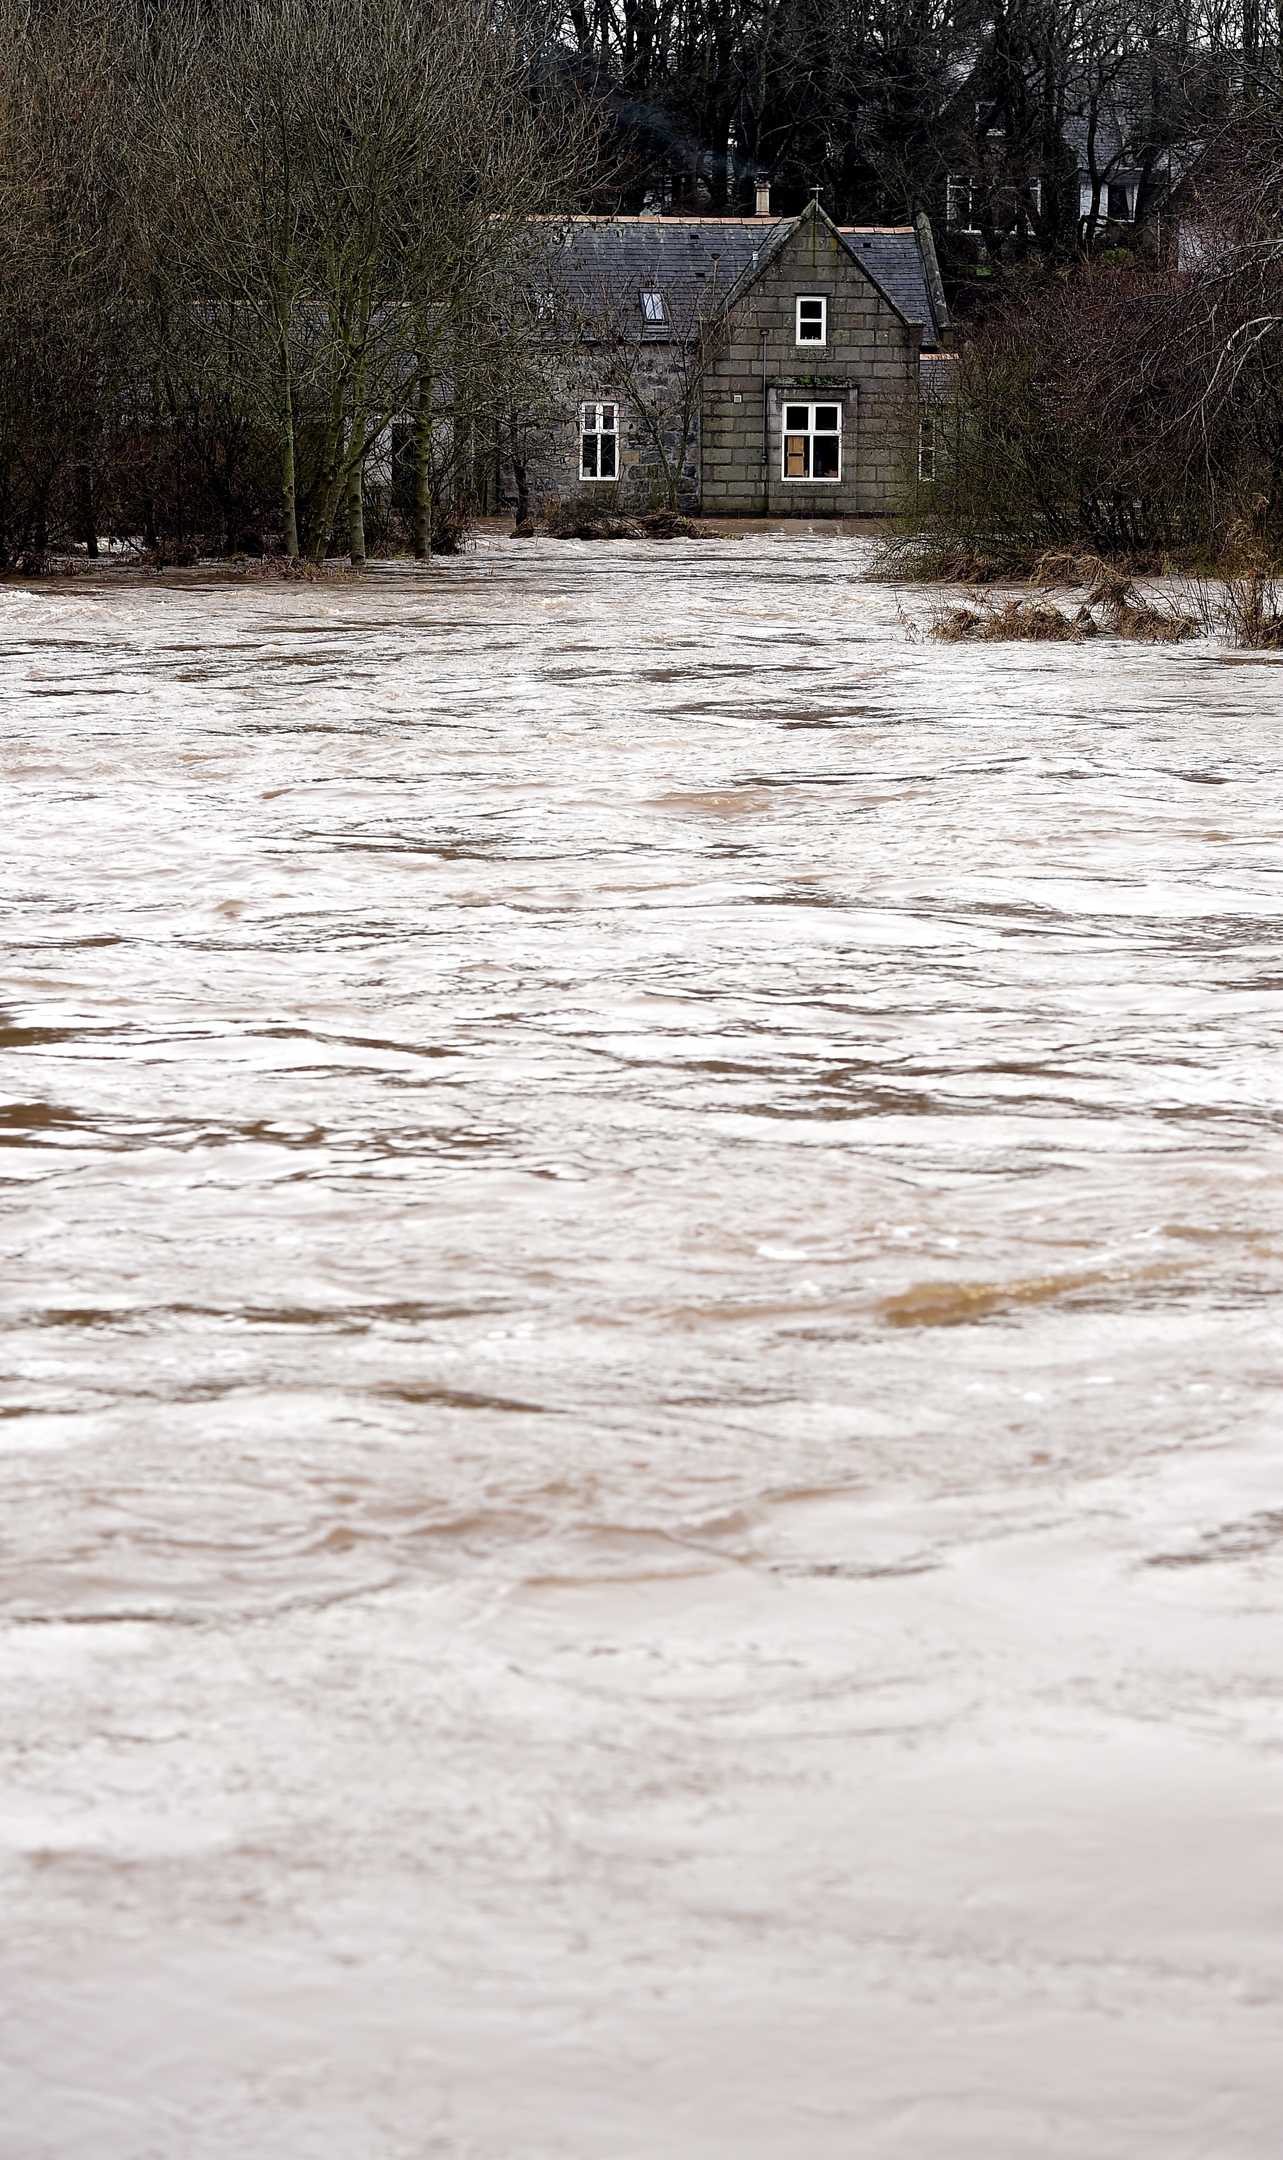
[[551, 0, 1258, 247]]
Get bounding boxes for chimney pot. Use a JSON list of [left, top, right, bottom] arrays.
[[755, 176, 770, 217]]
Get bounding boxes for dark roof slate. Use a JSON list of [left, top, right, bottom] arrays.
[[549, 210, 947, 348]]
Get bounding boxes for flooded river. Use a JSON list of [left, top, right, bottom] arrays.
[[2, 535, 1281, 2157]]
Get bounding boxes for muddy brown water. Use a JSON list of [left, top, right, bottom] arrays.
[[1, 536, 1281, 2157]]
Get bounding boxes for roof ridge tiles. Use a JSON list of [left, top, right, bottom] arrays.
[[550, 215, 917, 232]]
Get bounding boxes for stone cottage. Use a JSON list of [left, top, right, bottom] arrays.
[[528, 195, 950, 518]]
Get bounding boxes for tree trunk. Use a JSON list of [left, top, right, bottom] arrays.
[[74, 417, 98, 558], [512, 449, 530, 525], [413, 358, 433, 561], [309, 368, 351, 562], [347, 450, 367, 565], [347, 352, 368, 565], [280, 352, 299, 559]]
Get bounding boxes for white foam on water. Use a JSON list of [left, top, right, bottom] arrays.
[[1, 537, 1280, 2157]]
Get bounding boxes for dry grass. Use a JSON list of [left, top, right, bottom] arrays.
[[1104, 589, 1198, 641], [1030, 549, 1114, 588], [930, 596, 1095, 642], [927, 564, 1199, 645]]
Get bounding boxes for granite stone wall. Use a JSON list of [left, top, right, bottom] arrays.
[[700, 219, 920, 518], [520, 219, 919, 518], [524, 348, 702, 513]]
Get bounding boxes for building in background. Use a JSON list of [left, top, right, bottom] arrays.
[[522, 197, 950, 518]]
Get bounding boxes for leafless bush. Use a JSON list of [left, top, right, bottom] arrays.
[[1219, 568, 1283, 647], [544, 499, 709, 540], [238, 557, 357, 581], [890, 147, 1283, 578], [638, 510, 707, 539], [139, 539, 202, 569], [874, 536, 1026, 584], [546, 497, 642, 538], [427, 501, 473, 555]]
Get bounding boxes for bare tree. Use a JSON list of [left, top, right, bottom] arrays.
[[0, 0, 139, 562], [145, 0, 583, 559]]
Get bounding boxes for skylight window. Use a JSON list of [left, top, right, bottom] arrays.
[[640, 290, 668, 324]]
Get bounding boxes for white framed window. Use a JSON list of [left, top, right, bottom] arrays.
[[795, 295, 827, 345], [918, 410, 936, 482], [1106, 181, 1134, 223], [640, 290, 667, 325], [580, 401, 618, 480], [782, 401, 841, 482], [948, 175, 1042, 235]]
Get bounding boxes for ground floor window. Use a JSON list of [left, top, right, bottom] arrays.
[[782, 402, 841, 482], [918, 410, 937, 482], [580, 402, 618, 480], [1106, 180, 1133, 222]]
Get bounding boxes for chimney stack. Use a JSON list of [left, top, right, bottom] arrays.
[[755, 176, 771, 217]]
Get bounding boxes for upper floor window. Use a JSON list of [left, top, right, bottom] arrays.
[[580, 401, 618, 480], [947, 175, 1041, 234], [783, 401, 841, 481], [640, 290, 667, 325], [795, 295, 827, 345]]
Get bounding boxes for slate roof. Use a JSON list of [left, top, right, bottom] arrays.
[[839, 227, 948, 341], [548, 208, 948, 349]]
